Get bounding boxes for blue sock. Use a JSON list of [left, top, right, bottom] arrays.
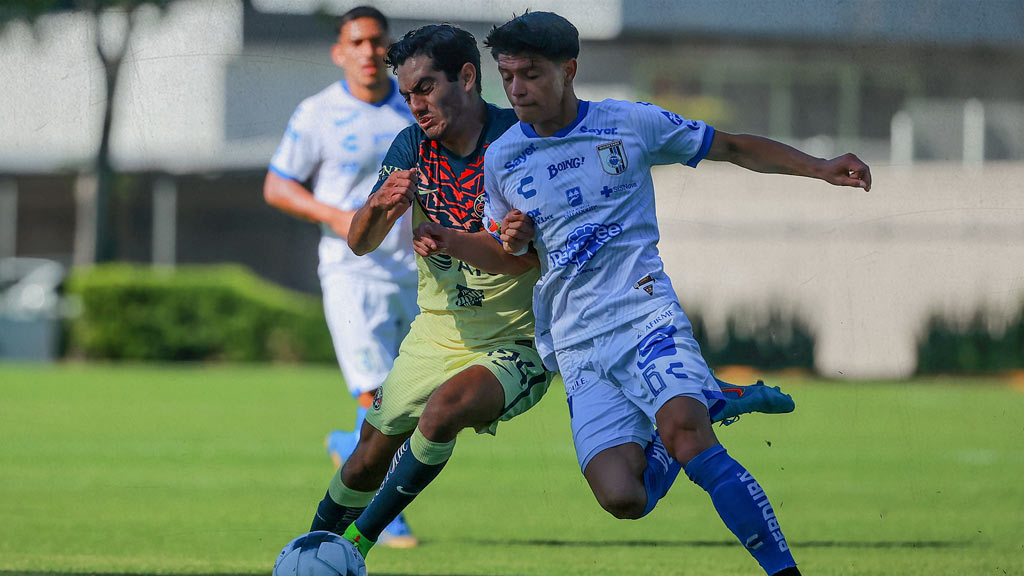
[[354, 431, 453, 542], [641, 434, 682, 517], [684, 445, 796, 575]]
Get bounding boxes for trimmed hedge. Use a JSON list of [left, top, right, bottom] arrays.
[[66, 264, 334, 362], [689, 305, 817, 371], [916, 307, 1024, 374]]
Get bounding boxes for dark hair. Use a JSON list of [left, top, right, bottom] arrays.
[[337, 6, 388, 35], [484, 11, 579, 61], [386, 24, 483, 93]]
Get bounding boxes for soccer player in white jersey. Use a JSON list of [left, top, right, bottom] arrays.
[[479, 12, 871, 576], [263, 6, 418, 548]]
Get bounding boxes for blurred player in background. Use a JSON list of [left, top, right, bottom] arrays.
[[310, 22, 797, 564], [480, 12, 871, 576], [263, 6, 418, 548]]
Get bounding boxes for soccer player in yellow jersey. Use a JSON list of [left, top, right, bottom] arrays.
[[309, 23, 796, 562], [308, 25, 550, 557]]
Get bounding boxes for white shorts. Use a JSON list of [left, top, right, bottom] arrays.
[[554, 302, 725, 471], [321, 273, 418, 396]]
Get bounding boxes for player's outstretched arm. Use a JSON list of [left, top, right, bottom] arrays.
[[413, 221, 537, 274], [705, 131, 872, 191], [348, 168, 417, 255], [263, 171, 356, 237]]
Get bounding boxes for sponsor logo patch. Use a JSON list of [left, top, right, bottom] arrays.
[[504, 143, 537, 172], [548, 222, 622, 271], [565, 186, 583, 207], [527, 208, 554, 224], [579, 125, 618, 136], [455, 283, 485, 307], [547, 156, 585, 179], [517, 176, 537, 199]]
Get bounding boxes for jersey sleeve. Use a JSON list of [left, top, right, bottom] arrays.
[[370, 125, 419, 195], [630, 102, 716, 168], [481, 150, 514, 244], [269, 102, 320, 182]]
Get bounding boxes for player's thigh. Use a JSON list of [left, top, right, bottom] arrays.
[[556, 342, 651, 472], [364, 329, 446, 436], [419, 365, 506, 437], [322, 275, 404, 395], [462, 340, 553, 435], [581, 441, 648, 508]]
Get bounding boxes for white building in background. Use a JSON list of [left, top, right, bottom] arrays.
[[1, 0, 1023, 377]]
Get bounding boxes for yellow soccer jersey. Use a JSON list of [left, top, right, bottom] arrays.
[[373, 105, 538, 348]]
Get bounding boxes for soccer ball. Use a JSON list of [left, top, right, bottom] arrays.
[[273, 531, 367, 576]]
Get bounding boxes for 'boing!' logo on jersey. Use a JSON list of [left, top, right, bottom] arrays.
[[549, 222, 623, 271], [596, 140, 628, 175]]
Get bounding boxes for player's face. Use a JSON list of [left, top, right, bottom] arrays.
[[397, 55, 471, 141], [497, 53, 572, 125], [334, 17, 389, 89]]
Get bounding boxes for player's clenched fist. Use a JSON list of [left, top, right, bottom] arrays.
[[412, 221, 451, 257], [501, 209, 534, 255], [821, 153, 872, 191], [370, 168, 417, 212]]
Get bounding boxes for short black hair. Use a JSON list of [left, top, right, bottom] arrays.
[[386, 24, 483, 93], [337, 6, 388, 35], [484, 11, 579, 62]]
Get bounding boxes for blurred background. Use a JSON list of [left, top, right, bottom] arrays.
[[1, 0, 1022, 379]]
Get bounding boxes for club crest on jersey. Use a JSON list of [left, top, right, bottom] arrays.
[[473, 192, 486, 217], [596, 140, 628, 175], [373, 387, 383, 410]]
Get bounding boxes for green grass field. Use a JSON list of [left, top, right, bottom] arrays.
[[1, 363, 1022, 576]]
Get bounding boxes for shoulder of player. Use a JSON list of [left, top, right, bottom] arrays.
[[589, 98, 649, 123], [302, 81, 348, 109], [483, 120, 526, 172], [488, 104, 520, 130]]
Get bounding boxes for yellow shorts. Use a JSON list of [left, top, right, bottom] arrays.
[[365, 327, 552, 436]]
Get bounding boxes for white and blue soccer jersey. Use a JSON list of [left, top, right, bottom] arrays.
[[483, 99, 715, 364], [270, 79, 417, 284]]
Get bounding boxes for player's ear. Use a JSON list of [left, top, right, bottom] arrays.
[[459, 62, 477, 93], [562, 58, 577, 86], [330, 41, 346, 69]]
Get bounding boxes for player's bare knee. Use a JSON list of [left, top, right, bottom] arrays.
[[595, 490, 646, 520], [662, 425, 716, 466]]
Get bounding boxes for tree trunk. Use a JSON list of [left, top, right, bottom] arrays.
[[93, 53, 120, 263], [72, 5, 131, 266]]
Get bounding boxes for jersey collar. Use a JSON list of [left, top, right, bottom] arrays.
[[519, 100, 590, 139]]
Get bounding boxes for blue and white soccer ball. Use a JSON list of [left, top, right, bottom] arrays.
[[273, 531, 367, 576]]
